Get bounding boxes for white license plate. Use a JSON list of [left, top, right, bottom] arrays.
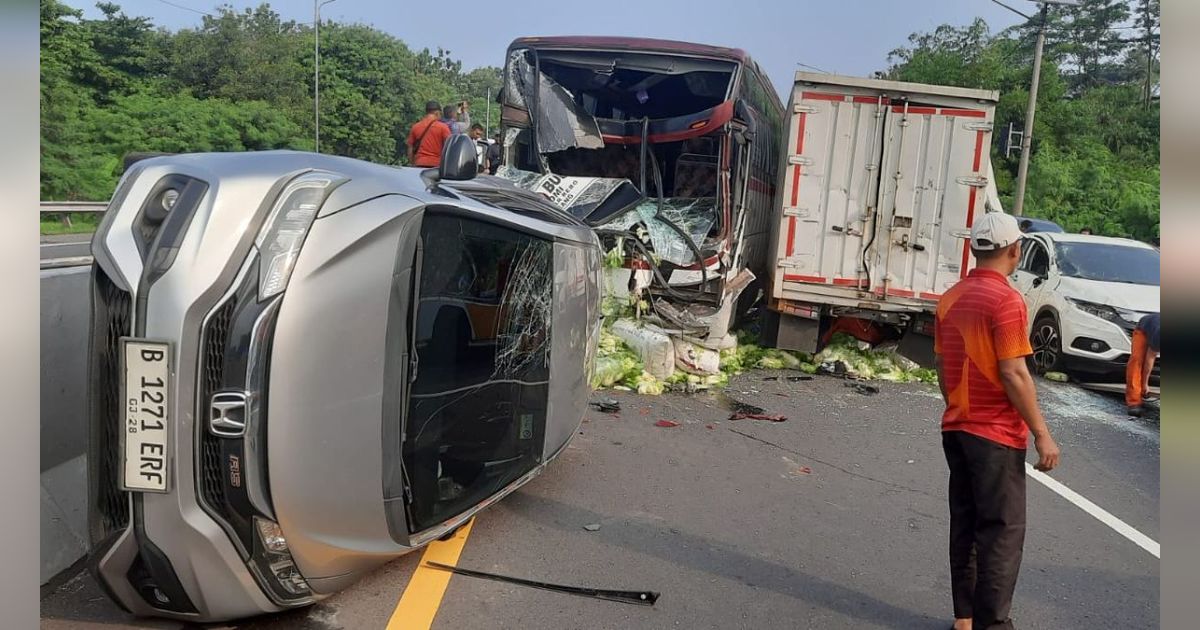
[[121, 339, 172, 493]]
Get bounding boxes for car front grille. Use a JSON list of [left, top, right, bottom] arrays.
[[199, 298, 236, 518], [87, 266, 133, 545]]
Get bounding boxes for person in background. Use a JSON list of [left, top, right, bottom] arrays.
[[486, 132, 503, 175], [407, 100, 451, 168], [442, 101, 471, 135], [1125, 312, 1160, 417], [1079, 227, 1093, 235], [468, 124, 487, 171], [934, 212, 1061, 630]]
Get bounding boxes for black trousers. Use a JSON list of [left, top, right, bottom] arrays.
[[942, 430, 1027, 630]]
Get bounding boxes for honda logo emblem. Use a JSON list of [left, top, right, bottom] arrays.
[[209, 391, 248, 438]]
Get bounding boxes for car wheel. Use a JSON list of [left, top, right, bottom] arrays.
[[1030, 315, 1064, 374]]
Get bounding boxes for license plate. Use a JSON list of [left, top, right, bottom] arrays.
[[121, 339, 172, 493]]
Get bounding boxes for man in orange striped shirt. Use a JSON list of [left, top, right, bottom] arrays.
[[935, 212, 1061, 630]]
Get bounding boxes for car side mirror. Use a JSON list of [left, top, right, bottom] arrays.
[[439, 135, 479, 182]]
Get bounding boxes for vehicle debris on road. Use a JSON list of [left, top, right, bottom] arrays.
[[655, 419, 681, 428], [845, 382, 880, 396], [590, 399, 622, 414], [729, 411, 788, 422], [425, 561, 660, 606]]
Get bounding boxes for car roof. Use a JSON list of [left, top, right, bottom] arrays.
[[1035, 232, 1156, 250]]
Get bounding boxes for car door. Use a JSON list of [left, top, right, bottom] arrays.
[[1012, 236, 1053, 324]]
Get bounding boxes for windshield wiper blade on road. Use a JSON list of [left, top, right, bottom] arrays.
[[424, 561, 661, 606]]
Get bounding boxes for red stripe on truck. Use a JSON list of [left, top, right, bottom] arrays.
[[960, 129, 987, 279], [940, 108, 986, 118], [832, 277, 867, 287], [786, 106, 808, 257], [892, 106, 937, 115], [786, 217, 796, 257], [801, 92, 845, 102], [783, 274, 827, 284], [789, 112, 808, 208]]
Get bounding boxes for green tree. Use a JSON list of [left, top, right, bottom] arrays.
[[881, 6, 1159, 241]]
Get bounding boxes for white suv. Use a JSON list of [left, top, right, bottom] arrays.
[[1011, 232, 1159, 382]]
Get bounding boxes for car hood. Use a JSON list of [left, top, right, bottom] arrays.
[[267, 196, 424, 585], [1056, 276, 1160, 313]]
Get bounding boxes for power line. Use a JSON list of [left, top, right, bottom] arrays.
[[153, 0, 213, 17]]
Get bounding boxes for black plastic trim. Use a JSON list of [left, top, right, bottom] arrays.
[[127, 497, 198, 614]]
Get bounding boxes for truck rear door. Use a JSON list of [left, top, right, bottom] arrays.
[[774, 76, 997, 309], [872, 102, 994, 302], [777, 91, 887, 292]]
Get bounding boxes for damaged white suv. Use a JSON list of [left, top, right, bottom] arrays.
[[85, 138, 601, 621]]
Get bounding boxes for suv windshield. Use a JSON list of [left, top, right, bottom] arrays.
[[1054, 241, 1160, 286]]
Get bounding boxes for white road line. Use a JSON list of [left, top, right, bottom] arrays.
[[1026, 463, 1160, 558]]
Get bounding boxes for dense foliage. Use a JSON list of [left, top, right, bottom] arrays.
[[879, 0, 1159, 240], [42, 1, 1158, 242], [40, 0, 502, 200]]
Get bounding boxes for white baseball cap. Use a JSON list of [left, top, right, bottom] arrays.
[[970, 212, 1023, 250]]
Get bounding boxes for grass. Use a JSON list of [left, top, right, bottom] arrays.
[[40, 214, 100, 236]]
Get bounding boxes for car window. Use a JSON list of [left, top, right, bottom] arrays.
[[1054, 241, 1160, 286], [405, 212, 553, 533], [1021, 240, 1050, 276]]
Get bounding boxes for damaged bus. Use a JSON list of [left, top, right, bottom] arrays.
[[496, 36, 784, 348]]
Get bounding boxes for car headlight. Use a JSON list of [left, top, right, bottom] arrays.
[[255, 171, 347, 300], [1066, 298, 1141, 329], [252, 517, 312, 599]]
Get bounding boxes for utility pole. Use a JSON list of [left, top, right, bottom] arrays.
[[314, 0, 338, 153], [486, 86, 492, 135], [1012, 4, 1047, 217], [1143, 0, 1155, 107], [991, 0, 1077, 216]]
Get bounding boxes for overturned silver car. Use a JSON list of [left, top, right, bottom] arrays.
[[85, 137, 601, 621]]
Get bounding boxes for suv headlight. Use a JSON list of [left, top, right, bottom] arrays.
[[1066, 298, 1142, 329], [255, 171, 348, 300]]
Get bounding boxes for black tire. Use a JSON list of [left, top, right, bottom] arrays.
[[1030, 315, 1064, 374]]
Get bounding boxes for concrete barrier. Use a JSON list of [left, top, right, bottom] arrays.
[[40, 265, 91, 583]]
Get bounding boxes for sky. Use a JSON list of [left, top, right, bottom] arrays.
[[68, 0, 1031, 96]]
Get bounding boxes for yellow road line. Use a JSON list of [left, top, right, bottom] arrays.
[[385, 518, 475, 630]]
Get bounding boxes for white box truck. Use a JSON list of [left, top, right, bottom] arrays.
[[760, 72, 1005, 363]]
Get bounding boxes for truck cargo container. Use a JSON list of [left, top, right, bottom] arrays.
[[761, 71, 1004, 364]]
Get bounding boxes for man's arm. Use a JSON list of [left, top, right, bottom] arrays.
[[998, 358, 1060, 471], [934, 355, 949, 405]]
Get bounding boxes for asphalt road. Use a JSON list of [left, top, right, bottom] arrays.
[[41, 233, 93, 262], [41, 373, 1160, 629]]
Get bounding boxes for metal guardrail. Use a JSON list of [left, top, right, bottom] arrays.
[[40, 201, 104, 269], [40, 201, 108, 214], [42, 201, 108, 228]]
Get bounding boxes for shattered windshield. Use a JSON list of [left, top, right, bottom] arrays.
[[1054, 241, 1160, 286]]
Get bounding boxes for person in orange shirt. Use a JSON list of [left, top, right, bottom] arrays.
[[935, 212, 1061, 630], [407, 100, 452, 168]]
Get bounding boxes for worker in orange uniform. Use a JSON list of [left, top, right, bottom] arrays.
[[1125, 313, 1160, 417]]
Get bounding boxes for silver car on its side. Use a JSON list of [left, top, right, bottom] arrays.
[[86, 137, 602, 621]]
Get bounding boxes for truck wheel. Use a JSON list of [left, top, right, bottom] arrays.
[[1030, 315, 1064, 374]]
